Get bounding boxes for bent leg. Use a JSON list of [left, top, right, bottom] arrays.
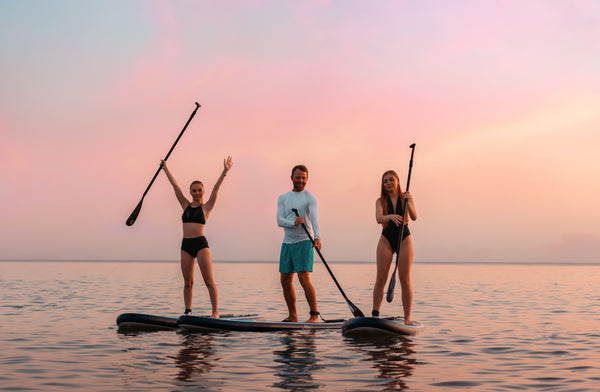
[[298, 271, 319, 322], [397, 236, 415, 325], [280, 273, 298, 322], [372, 236, 394, 316], [197, 248, 219, 318], [180, 250, 196, 311]]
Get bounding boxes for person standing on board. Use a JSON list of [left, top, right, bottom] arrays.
[[277, 165, 322, 323], [160, 156, 233, 318], [372, 170, 418, 325]]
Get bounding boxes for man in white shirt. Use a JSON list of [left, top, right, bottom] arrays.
[[276, 165, 321, 323]]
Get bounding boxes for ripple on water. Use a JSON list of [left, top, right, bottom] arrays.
[[2, 262, 600, 391], [430, 380, 484, 388]]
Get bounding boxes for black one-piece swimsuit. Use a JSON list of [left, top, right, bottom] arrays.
[[381, 195, 411, 254]]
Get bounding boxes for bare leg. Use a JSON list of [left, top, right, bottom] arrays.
[[180, 250, 195, 311], [196, 248, 219, 318], [297, 271, 319, 323], [280, 273, 298, 322], [397, 236, 415, 325], [372, 236, 394, 317]]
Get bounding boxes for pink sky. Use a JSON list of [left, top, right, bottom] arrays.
[[1, 1, 599, 262]]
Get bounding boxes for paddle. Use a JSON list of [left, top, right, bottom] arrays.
[[386, 143, 416, 303], [292, 208, 365, 318], [126, 102, 201, 226]]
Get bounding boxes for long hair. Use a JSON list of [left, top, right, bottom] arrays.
[[380, 170, 404, 228]]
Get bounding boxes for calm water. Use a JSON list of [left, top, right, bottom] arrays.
[[1, 261, 599, 391]]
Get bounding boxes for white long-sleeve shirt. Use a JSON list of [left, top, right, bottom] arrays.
[[276, 190, 320, 244]]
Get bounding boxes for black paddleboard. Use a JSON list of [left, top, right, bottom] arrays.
[[116, 313, 262, 331], [178, 315, 346, 332], [342, 316, 424, 336], [116, 313, 178, 330]]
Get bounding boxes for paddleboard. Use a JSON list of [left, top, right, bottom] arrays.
[[178, 315, 346, 332], [116, 313, 262, 331], [342, 317, 424, 336], [116, 313, 179, 330]]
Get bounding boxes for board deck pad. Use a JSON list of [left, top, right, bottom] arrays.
[[178, 315, 346, 332]]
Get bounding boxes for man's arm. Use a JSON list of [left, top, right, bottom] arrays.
[[276, 195, 296, 228], [307, 194, 320, 239], [307, 194, 321, 250]]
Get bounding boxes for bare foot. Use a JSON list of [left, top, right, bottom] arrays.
[[305, 315, 320, 323], [211, 312, 219, 319], [282, 315, 298, 322], [404, 319, 415, 326]]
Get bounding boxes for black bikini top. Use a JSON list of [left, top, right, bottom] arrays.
[[182, 204, 206, 224]]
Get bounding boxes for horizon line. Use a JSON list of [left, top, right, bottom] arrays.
[[1, 259, 598, 266]]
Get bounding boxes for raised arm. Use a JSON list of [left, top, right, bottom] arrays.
[[203, 156, 232, 215], [160, 160, 189, 209]]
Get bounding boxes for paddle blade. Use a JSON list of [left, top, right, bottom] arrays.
[[351, 306, 365, 318], [126, 199, 144, 226], [386, 276, 396, 303]]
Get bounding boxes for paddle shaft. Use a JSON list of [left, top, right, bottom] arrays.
[[386, 143, 416, 302], [126, 102, 201, 226], [292, 209, 365, 317]]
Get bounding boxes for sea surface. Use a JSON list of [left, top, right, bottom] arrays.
[[1, 261, 599, 391]]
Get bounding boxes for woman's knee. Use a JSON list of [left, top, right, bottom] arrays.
[[374, 273, 388, 287], [204, 279, 217, 290], [398, 275, 411, 288]]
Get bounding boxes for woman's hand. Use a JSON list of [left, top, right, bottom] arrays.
[[223, 156, 233, 173], [389, 214, 404, 227]]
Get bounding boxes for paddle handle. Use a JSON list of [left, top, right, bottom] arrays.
[[142, 102, 201, 199], [386, 143, 416, 302], [162, 102, 201, 162], [126, 102, 201, 226]]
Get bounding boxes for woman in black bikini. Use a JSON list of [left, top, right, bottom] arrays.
[[372, 170, 417, 324], [161, 156, 232, 317]]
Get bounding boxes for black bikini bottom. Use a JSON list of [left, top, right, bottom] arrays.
[[181, 236, 209, 257]]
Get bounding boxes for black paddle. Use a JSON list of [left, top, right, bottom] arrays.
[[386, 143, 416, 303], [292, 208, 365, 318], [126, 102, 201, 226]]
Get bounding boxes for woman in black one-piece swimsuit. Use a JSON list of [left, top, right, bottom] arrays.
[[372, 170, 417, 325], [161, 157, 232, 317]]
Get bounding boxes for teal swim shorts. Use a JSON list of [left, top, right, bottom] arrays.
[[279, 240, 314, 273]]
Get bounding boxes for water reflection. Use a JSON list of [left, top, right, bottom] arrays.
[[171, 333, 217, 383], [272, 331, 322, 391], [345, 335, 417, 391]]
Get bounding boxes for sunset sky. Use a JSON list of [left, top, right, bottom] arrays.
[[1, 1, 599, 263]]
